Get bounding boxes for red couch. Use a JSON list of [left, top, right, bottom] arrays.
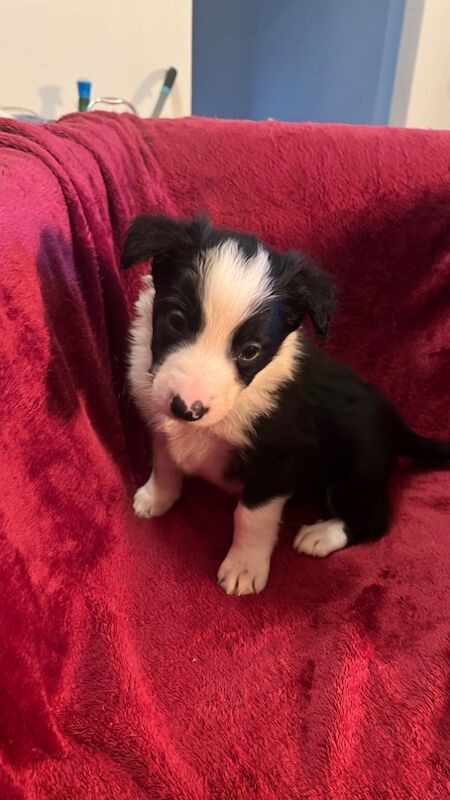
[[0, 113, 449, 799]]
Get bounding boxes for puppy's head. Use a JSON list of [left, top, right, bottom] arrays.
[[122, 214, 335, 426]]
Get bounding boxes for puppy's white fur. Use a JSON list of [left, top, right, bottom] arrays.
[[200, 241, 273, 350], [133, 432, 183, 518], [293, 519, 348, 557], [218, 496, 287, 595], [128, 274, 155, 423]]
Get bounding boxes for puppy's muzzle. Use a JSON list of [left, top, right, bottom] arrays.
[[170, 394, 209, 422]]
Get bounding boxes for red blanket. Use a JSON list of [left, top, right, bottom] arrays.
[[0, 114, 449, 799]]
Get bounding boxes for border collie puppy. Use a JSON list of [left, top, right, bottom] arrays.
[[122, 214, 450, 596]]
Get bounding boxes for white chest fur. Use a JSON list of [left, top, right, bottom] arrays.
[[161, 419, 238, 493]]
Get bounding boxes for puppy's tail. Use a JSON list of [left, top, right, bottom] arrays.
[[398, 423, 450, 462]]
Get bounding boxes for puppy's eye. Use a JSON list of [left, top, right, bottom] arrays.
[[167, 309, 187, 334], [238, 343, 262, 362]]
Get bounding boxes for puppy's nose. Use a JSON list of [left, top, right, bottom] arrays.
[[170, 395, 209, 422]]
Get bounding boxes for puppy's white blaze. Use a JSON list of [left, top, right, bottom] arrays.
[[199, 241, 273, 350], [151, 241, 277, 424], [128, 276, 155, 421]]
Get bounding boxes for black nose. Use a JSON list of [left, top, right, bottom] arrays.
[[170, 395, 209, 422]]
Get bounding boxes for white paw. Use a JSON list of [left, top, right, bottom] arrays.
[[293, 519, 348, 558], [217, 548, 270, 596], [133, 477, 180, 519]]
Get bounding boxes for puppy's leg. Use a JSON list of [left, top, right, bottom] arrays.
[[133, 433, 183, 518], [218, 496, 287, 595], [293, 475, 391, 557]]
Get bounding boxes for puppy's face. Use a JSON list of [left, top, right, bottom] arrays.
[[122, 215, 335, 426]]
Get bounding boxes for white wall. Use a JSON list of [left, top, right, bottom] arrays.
[[0, 0, 192, 119], [390, 0, 450, 129]]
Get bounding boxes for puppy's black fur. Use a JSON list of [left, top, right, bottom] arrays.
[[123, 214, 450, 550], [244, 352, 449, 545]]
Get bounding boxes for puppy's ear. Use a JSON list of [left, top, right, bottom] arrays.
[[121, 214, 209, 269], [278, 251, 336, 339]]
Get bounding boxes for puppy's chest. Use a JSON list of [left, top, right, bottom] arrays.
[[165, 425, 241, 493]]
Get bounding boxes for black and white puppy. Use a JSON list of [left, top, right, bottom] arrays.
[[122, 214, 450, 596]]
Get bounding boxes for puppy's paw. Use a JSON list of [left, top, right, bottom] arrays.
[[293, 519, 348, 558], [133, 477, 180, 519], [217, 548, 270, 596]]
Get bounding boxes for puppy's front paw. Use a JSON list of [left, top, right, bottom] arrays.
[[217, 548, 270, 596], [133, 477, 180, 519]]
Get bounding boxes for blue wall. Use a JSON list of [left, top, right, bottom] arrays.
[[192, 0, 405, 124]]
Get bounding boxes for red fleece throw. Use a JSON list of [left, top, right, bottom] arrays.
[[0, 114, 449, 799]]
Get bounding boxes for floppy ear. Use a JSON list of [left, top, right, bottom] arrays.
[[121, 214, 209, 269], [278, 251, 336, 339]]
